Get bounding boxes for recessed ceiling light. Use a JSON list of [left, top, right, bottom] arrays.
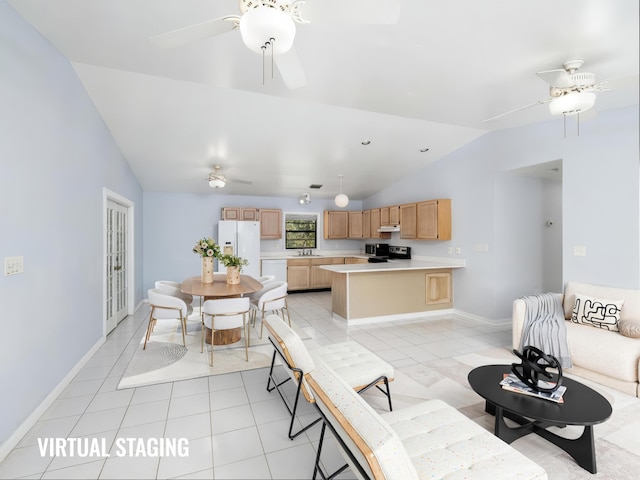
[[420, 148, 430, 153], [361, 140, 371, 146]]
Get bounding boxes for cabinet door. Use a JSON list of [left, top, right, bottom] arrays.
[[425, 271, 452, 304], [287, 258, 310, 290], [380, 207, 390, 226], [310, 265, 332, 288], [400, 203, 417, 239], [324, 211, 349, 239], [417, 199, 451, 240], [222, 207, 240, 220], [348, 211, 363, 238], [370, 208, 381, 238], [241, 208, 258, 221], [389, 206, 400, 226], [345, 257, 368, 264], [260, 209, 282, 239], [362, 210, 371, 239]]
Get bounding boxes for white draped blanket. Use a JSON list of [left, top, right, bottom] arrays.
[[519, 293, 573, 368]]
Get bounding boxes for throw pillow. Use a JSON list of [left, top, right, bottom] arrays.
[[618, 319, 640, 338], [571, 293, 624, 332]]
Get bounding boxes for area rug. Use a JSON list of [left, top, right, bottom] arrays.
[[117, 316, 307, 390], [395, 346, 640, 480]]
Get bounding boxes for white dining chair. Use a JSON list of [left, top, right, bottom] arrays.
[[250, 281, 291, 338], [202, 297, 251, 365], [145, 288, 189, 350], [155, 280, 194, 308]]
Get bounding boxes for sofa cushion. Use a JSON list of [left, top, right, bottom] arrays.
[[570, 293, 623, 332], [566, 321, 640, 383], [619, 319, 640, 339]]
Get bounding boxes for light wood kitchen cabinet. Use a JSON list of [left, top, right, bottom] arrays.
[[389, 206, 400, 226], [259, 208, 282, 239], [222, 207, 241, 220], [287, 258, 310, 290], [370, 208, 381, 238], [362, 210, 371, 239], [400, 203, 417, 239], [380, 207, 390, 226], [348, 211, 363, 238], [310, 257, 345, 288], [324, 210, 349, 239], [345, 257, 368, 264], [425, 271, 452, 304], [241, 208, 258, 221], [417, 199, 451, 240]]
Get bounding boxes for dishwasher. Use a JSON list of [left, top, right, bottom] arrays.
[[260, 258, 287, 283]]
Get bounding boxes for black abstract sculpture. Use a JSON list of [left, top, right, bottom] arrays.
[[511, 346, 563, 393]]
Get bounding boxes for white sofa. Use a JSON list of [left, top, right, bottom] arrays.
[[513, 281, 640, 397], [307, 362, 547, 480]]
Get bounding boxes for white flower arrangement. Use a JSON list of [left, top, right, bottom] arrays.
[[192, 237, 220, 258]]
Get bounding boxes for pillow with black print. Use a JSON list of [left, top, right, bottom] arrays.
[[571, 293, 624, 332]]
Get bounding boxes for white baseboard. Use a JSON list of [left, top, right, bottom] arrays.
[[333, 308, 456, 326], [0, 336, 106, 462], [453, 309, 512, 326]]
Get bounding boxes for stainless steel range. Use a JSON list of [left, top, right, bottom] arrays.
[[367, 245, 411, 263]]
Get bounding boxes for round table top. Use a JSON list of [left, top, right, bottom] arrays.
[[468, 364, 612, 426], [181, 274, 263, 298]]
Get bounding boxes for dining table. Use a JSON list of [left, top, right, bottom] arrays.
[[181, 274, 263, 345]]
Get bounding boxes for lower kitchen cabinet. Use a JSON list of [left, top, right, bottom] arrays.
[[425, 271, 452, 304], [287, 257, 347, 290], [287, 258, 310, 291], [310, 257, 345, 288]]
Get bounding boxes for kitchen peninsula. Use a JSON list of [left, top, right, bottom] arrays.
[[320, 259, 464, 324]]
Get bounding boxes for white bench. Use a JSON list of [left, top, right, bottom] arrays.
[[306, 362, 548, 480], [263, 315, 394, 440]]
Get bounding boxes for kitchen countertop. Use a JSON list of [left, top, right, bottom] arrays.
[[260, 252, 367, 260], [319, 258, 465, 273]]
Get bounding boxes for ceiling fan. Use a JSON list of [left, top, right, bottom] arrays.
[[484, 59, 631, 123], [208, 165, 253, 188], [150, 0, 401, 89]]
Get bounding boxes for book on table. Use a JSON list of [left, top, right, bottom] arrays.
[[499, 373, 566, 403]]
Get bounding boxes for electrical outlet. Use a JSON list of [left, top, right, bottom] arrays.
[[4, 256, 24, 275], [573, 246, 587, 257], [447, 247, 453, 254], [455, 247, 462, 255]]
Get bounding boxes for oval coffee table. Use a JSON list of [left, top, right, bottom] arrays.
[[468, 364, 612, 474]]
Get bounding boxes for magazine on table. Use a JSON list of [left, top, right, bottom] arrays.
[[500, 373, 566, 403]]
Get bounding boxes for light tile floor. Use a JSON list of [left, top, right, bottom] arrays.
[[0, 291, 512, 479]]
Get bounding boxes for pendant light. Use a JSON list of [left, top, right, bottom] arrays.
[[334, 175, 349, 208]]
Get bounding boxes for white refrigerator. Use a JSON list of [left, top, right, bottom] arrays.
[[217, 221, 261, 278]]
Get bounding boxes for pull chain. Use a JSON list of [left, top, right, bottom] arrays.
[[261, 45, 266, 85], [270, 37, 275, 79]]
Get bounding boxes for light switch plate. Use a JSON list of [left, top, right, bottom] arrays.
[[4, 256, 24, 275]]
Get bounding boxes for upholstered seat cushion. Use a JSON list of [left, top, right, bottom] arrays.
[[309, 342, 395, 390]]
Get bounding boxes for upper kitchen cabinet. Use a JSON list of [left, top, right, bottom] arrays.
[[324, 210, 349, 239], [400, 203, 417, 239], [222, 207, 258, 221], [380, 207, 390, 226], [348, 211, 363, 238], [370, 208, 381, 238], [259, 209, 282, 239], [362, 210, 371, 239], [417, 199, 451, 240], [389, 206, 400, 226]]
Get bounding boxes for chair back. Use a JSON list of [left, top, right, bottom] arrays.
[[148, 288, 188, 319], [203, 297, 250, 330], [258, 281, 288, 311], [263, 314, 316, 402], [249, 279, 280, 303], [257, 275, 276, 283], [155, 281, 193, 304]]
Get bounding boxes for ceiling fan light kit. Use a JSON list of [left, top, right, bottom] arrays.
[[208, 176, 226, 188], [334, 175, 349, 208], [299, 192, 311, 205], [549, 91, 596, 116], [239, 6, 296, 55]]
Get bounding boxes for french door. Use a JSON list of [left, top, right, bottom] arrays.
[[106, 200, 129, 334]]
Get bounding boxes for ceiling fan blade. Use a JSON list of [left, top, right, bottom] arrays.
[[597, 73, 639, 90], [483, 98, 552, 123], [228, 178, 253, 185], [536, 69, 574, 88], [301, 0, 401, 24], [149, 16, 239, 49], [274, 47, 307, 89]]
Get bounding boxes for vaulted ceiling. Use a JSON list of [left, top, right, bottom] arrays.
[[9, 0, 639, 200]]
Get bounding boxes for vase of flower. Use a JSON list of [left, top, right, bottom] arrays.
[[193, 237, 220, 284], [202, 256, 215, 283], [226, 266, 241, 285], [219, 253, 249, 285]]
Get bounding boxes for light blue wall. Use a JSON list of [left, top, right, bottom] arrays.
[[0, 1, 143, 446], [142, 193, 362, 294], [365, 106, 640, 320]]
